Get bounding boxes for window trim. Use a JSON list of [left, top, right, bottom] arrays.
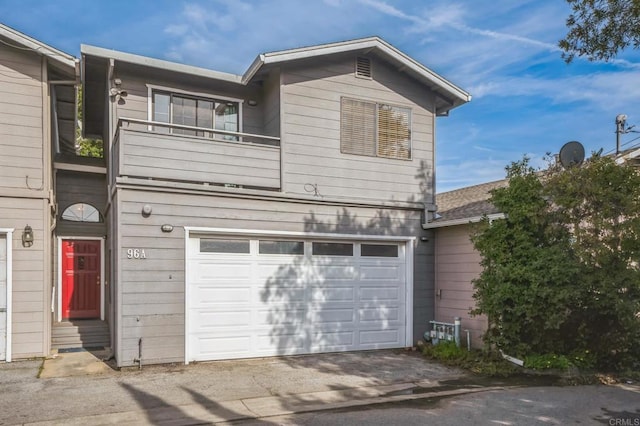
[[146, 84, 244, 133], [340, 96, 412, 161]]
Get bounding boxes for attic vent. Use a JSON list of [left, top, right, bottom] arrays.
[[355, 57, 372, 79]]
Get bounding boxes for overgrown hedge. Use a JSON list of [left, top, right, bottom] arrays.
[[471, 155, 640, 370]]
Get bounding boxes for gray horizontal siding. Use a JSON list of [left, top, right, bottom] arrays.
[[281, 56, 435, 204], [0, 44, 46, 195], [114, 188, 430, 366], [117, 129, 280, 189], [0, 197, 48, 358]]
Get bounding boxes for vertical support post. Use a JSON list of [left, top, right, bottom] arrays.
[[454, 317, 461, 348]]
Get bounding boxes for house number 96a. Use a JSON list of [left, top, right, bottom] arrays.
[[127, 249, 147, 259]]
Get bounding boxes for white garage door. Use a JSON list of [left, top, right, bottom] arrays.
[[186, 235, 409, 362]]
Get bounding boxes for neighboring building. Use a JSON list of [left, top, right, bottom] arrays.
[[1, 27, 471, 367], [424, 180, 506, 348], [0, 24, 79, 361]]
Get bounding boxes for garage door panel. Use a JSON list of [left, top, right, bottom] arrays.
[[191, 310, 252, 329], [359, 329, 402, 345], [190, 286, 252, 306], [309, 308, 354, 324], [194, 261, 252, 280], [360, 264, 403, 280], [259, 287, 306, 303], [256, 308, 306, 325], [310, 331, 355, 350], [308, 264, 357, 280], [309, 286, 354, 302], [192, 335, 252, 360], [256, 262, 303, 278], [360, 286, 401, 301], [359, 306, 401, 322], [256, 331, 309, 356]]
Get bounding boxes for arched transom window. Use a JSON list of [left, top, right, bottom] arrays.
[[61, 203, 101, 223]]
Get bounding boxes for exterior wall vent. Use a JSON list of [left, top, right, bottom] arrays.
[[355, 57, 372, 79]]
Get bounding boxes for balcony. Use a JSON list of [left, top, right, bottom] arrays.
[[111, 118, 281, 190]]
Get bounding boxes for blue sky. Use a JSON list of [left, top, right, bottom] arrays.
[[3, 0, 640, 192]]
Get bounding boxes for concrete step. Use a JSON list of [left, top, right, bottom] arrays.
[[52, 320, 110, 349]]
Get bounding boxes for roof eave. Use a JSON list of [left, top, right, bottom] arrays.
[[81, 44, 244, 85], [423, 213, 505, 229], [0, 23, 76, 71]]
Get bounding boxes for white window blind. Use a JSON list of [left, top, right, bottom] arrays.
[[341, 99, 377, 156], [341, 98, 411, 160], [377, 104, 411, 159]]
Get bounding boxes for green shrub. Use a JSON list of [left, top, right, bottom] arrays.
[[430, 341, 466, 360], [422, 342, 519, 377], [524, 354, 570, 370]]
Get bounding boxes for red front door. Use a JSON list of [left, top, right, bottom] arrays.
[[62, 240, 101, 319]]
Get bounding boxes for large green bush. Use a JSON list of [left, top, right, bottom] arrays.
[[471, 155, 640, 370]]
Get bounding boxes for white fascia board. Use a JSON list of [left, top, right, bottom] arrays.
[[422, 213, 505, 229], [185, 227, 416, 242], [81, 44, 243, 85], [0, 24, 76, 71], [242, 37, 471, 105]]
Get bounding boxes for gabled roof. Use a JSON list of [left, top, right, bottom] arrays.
[[424, 179, 507, 229], [81, 36, 470, 116], [0, 23, 77, 72], [244, 37, 471, 115]]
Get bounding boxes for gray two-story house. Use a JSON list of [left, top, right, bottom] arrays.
[[79, 37, 469, 367]]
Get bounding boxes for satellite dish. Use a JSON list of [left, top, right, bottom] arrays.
[[559, 141, 585, 168]]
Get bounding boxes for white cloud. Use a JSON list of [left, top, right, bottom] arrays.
[[357, 0, 421, 23]]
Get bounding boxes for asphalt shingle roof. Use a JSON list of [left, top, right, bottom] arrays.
[[435, 179, 507, 222]]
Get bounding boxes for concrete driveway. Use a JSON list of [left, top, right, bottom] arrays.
[[0, 349, 470, 425]]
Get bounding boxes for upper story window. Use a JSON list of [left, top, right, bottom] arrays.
[[341, 97, 412, 160], [152, 90, 239, 140]]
